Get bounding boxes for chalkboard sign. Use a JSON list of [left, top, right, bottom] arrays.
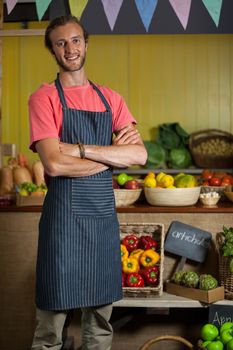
[[164, 221, 212, 263], [209, 305, 233, 327]]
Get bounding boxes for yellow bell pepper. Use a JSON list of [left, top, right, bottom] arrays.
[[129, 249, 144, 261], [140, 249, 160, 267], [122, 257, 139, 274], [121, 244, 129, 262]]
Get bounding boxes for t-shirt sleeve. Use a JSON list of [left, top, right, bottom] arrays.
[[102, 88, 137, 132], [28, 90, 60, 152]]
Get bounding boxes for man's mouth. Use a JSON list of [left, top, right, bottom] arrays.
[[65, 54, 80, 61]]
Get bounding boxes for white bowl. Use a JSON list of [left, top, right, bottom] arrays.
[[114, 189, 142, 207], [199, 196, 220, 207], [144, 187, 201, 206]]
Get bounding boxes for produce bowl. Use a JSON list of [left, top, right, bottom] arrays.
[[144, 187, 201, 207], [114, 188, 142, 207], [201, 185, 226, 196], [224, 185, 233, 203], [199, 195, 220, 207]]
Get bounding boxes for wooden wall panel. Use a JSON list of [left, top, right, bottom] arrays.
[[1, 26, 233, 163]]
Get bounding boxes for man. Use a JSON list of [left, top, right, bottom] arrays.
[[28, 14, 147, 350]]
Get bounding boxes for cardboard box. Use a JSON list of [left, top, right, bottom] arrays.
[[16, 193, 45, 206], [166, 281, 225, 303]]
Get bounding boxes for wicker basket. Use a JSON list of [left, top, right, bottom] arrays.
[[217, 232, 233, 300], [138, 335, 194, 350], [120, 223, 164, 297], [189, 129, 233, 169]]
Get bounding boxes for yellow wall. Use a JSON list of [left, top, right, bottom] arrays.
[[2, 22, 233, 163]]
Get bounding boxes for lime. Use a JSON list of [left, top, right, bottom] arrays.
[[117, 173, 128, 186]]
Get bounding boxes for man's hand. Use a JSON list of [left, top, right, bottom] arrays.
[[113, 124, 142, 145]]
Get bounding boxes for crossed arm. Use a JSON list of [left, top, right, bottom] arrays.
[[36, 123, 147, 178]]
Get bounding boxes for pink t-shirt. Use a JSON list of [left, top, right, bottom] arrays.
[[28, 80, 136, 152]]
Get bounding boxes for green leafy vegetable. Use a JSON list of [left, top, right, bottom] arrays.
[[217, 226, 233, 273], [168, 147, 192, 169], [144, 141, 166, 168]]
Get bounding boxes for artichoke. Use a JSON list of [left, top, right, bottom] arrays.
[[172, 270, 186, 285], [199, 274, 218, 290], [181, 271, 199, 288]]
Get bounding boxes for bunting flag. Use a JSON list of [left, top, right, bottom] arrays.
[[6, 0, 17, 15], [201, 0, 223, 27], [101, 0, 124, 31], [69, 0, 88, 19], [35, 0, 53, 20], [169, 0, 192, 30], [49, 0, 69, 20], [135, 0, 158, 32]]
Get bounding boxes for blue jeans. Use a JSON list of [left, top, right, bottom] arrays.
[[31, 304, 113, 350]]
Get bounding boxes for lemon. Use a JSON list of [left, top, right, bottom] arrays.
[[156, 172, 166, 183], [146, 172, 156, 179], [19, 188, 29, 196], [174, 173, 186, 187], [159, 174, 174, 188], [144, 177, 156, 188], [175, 174, 196, 188]]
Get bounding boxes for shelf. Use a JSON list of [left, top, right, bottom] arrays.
[[114, 292, 231, 308], [0, 29, 45, 37], [113, 168, 233, 175]]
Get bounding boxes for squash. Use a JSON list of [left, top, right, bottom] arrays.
[[0, 166, 14, 195], [32, 160, 45, 186], [13, 166, 33, 186]]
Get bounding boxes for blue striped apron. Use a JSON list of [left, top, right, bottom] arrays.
[[35, 77, 123, 310]]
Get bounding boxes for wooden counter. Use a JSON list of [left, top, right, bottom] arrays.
[[0, 201, 232, 350]]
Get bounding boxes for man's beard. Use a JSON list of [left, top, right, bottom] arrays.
[[55, 54, 86, 72]]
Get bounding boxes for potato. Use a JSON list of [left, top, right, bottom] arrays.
[[13, 166, 33, 186]]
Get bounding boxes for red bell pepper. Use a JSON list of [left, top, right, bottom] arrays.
[[126, 272, 144, 288], [121, 234, 139, 252], [140, 266, 159, 286], [139, 235, 158, 251], [122, 272, 127, 287]]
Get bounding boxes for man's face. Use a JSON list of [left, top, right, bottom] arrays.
[[50, 22, 88, 72]]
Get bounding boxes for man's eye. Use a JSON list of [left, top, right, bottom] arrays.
[[73, 39, 81, 44], [56, 41, 65, 47]]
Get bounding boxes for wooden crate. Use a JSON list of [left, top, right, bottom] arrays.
[[16, 193, 45, 206], [120, 223, 165, 297]]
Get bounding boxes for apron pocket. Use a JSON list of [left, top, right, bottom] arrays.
[[72, 177, 115, 217]]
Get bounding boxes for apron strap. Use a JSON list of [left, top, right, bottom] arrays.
[[55, 74, 68, 109], [89, 81, 111, 112]]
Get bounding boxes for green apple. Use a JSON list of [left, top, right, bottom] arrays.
[[220, 322, 233, 334], [220, 328, 233, 345], [227, 339, 233, 350], [207, 340, 224, 350], [201, 324, 219, 341], [117, 173, 128, 186], [203, 340, 212, 348]]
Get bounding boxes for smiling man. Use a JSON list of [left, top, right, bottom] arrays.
[[28, 15, 147, 350]]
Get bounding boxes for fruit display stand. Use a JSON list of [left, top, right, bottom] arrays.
[[0, 202, 233, 350]]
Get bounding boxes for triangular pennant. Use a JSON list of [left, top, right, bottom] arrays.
[[201, 0, 223, 27], [101, 0, 124, 31], [169, 0, 192, 30], [6, 0, 17, 15], [69, 0, 88, 19], [35, 0, 53, 20], [135, 0, 158, 32], [49, 0, 69, 20]]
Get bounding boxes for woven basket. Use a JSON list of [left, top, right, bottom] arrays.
[[120, 223, 164, 297], [138, 335, 194, 350], [189, 129, 233, 169], [217, 232, 233, 300]]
